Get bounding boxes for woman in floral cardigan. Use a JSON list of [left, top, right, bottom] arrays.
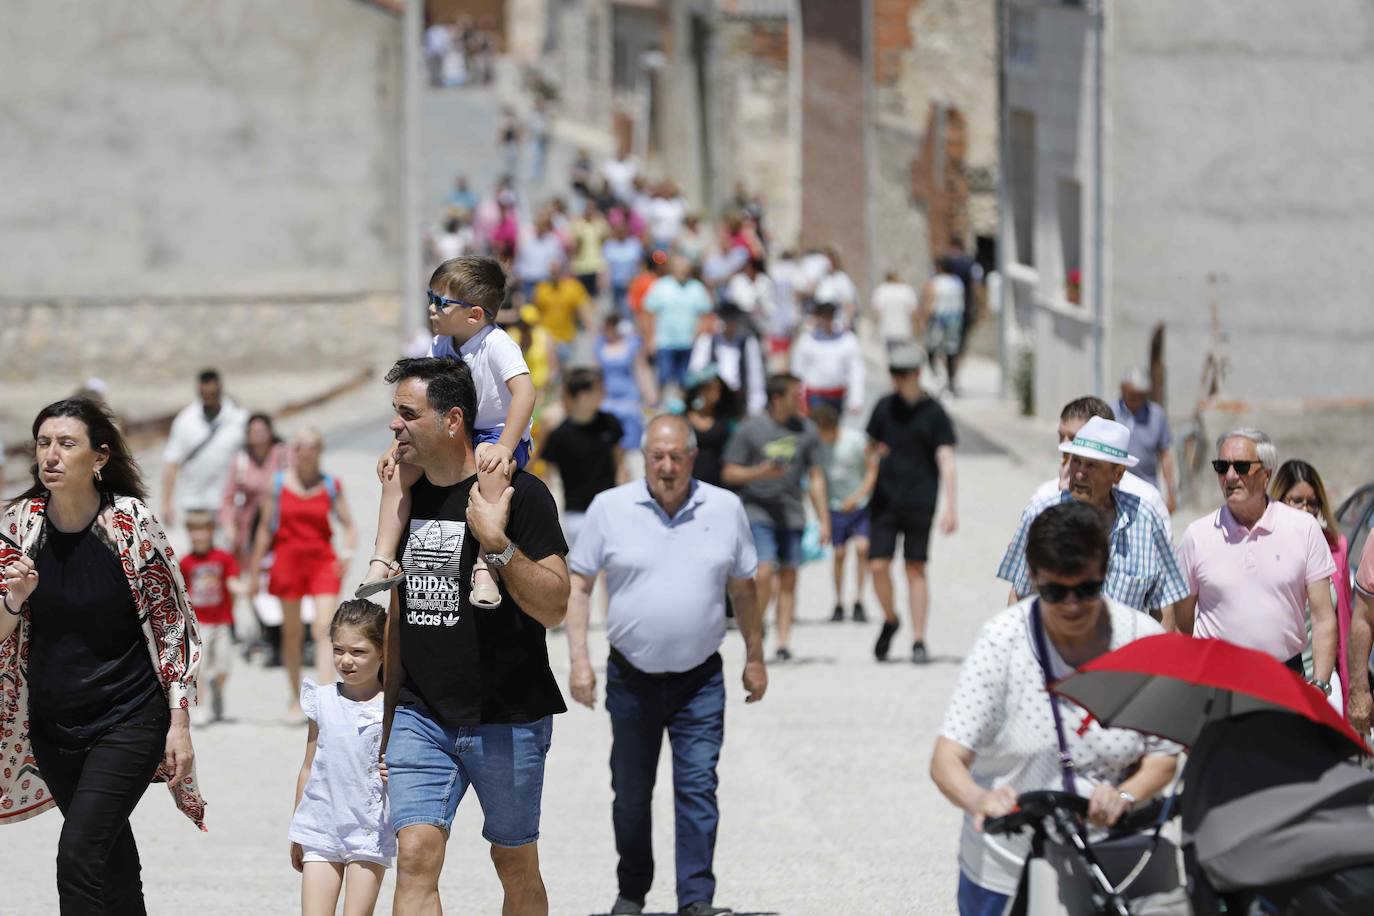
[[1, 397, 207, 913]]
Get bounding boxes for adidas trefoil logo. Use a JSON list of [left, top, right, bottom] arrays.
[[442, 612, 460, 627]]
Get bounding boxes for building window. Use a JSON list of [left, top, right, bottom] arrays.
[[1009, 6, 1036, 65], [1010, 109, 1036, 268], [1058, 178, 1082, 303]]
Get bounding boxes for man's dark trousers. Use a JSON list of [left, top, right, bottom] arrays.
[[606, 649, 725, 910]]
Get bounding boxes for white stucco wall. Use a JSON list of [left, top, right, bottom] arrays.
[[1106, 0, 1374, 411], [1, 0, 404, 302]]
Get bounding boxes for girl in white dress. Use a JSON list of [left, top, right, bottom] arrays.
[[289, 601, 394, 915]]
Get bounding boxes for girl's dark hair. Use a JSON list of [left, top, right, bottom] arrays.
[[13, 398, 145, 506], [685, 376, 740, 421], [247, 411, 282, 446], [1025, 501, 1110, 580], [329, 600, 387, 651]]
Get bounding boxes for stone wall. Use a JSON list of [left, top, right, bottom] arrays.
[[798, 1, 869, 286], [0, 0, 404, 380], [1, 294, 401, 387], [713, 16, 797, 245], [1106, 0, 1374, 412], [869, 0, 998, 285]]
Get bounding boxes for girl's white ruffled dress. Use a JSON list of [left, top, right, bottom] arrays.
[[288, 678, 396, 866]]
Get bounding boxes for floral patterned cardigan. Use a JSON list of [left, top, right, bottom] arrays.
[[0, 494, 208, 829]]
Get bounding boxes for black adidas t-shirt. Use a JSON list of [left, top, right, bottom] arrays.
[[396, 469, 569, 726]]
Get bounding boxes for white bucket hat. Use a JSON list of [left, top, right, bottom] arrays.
[[1058, 416, 1140, 468]]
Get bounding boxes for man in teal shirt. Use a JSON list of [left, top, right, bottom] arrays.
[[646, 255, 713, 397]]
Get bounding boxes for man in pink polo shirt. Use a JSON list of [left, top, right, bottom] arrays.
[[1345, 536, 1374, 733], [1174, 428, 1338, 697]]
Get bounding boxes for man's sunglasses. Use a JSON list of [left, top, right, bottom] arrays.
[[427, 289, 493, 319], [1211, 460, 1258, 476], [1038, 580, 1104, 603]]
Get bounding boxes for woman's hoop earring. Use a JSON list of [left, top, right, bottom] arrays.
[[94, 466, 103, 482]]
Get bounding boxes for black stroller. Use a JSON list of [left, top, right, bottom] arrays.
[[986, 711, 1374, 915]]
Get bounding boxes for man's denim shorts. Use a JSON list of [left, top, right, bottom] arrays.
[[386, 705, 553, 847], [749, 522, 803, 569]]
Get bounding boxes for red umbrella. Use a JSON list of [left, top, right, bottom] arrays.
[[1051, 633, 1369, 755]]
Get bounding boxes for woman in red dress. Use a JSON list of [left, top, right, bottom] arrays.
[[248, 427, 357, 721]]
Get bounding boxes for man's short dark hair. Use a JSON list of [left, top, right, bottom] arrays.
[[1060, 396, 1114, 424], [198, 369, 221, 385], [1025, 501, 1110, 580], [385, 357, 477, 434], [564, 367, 602, 398], [766, 373, 798, 404]]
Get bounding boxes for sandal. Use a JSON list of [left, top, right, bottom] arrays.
[[469, 560, 502, 609], [354, 556, 407, 600]]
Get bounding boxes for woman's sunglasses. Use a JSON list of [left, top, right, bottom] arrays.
[[1211, 460, 1258, 476], [427, 290, 493, 319], [1038, 580, 1104, 603]]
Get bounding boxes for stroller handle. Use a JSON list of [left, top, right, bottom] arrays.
[[983, 790, 1089, 836]]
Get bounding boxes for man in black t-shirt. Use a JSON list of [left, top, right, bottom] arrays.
[[865, 345, 958, 665], [379, 357, 569, 916], [537, 368, 627, 550]]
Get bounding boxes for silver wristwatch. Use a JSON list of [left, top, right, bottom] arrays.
[[484, 541, 516, 568]]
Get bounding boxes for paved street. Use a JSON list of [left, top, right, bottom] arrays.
[[6, 374, 1044, 915], [6, 76, 1046, 915]]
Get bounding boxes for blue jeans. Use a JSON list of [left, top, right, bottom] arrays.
[[656, 347, 693, 392], [606, 650, 725, 910], [958, 872, 1010, 916], [749, 522, 803, 569], [386, 706, 553, 847]]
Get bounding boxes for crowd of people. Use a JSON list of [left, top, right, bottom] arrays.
[[935, 376, 1374, 914], [7, 92, 1374, 916], [423, 17, 496, 89]]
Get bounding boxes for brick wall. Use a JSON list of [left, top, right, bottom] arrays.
[[873, 0, 921, 84], [799, 1, 869, 287]]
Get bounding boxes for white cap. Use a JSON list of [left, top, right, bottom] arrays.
[[1058, 416, 1139, 468]]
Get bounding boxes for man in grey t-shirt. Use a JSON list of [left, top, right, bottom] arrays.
[[723, 373, 829, 661]]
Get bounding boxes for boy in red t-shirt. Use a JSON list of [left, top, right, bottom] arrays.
[[181, 511, 244, 723]]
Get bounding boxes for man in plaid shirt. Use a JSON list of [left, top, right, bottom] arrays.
[[996, 416, 1187, 621]]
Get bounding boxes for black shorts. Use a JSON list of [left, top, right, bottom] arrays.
[[868, 505, 934, 562]]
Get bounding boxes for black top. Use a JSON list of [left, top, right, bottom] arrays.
[[397, 470, 569, 726], [27, 520, 162, 744], [866, 393, 958, 511], [540, 412, 624, 513], [691, 414, 733, 487]]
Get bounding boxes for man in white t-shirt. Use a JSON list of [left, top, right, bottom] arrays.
[[798, 248, 831, 299], [1028, 396, 1171, 529], [601, 146, 640, 206], [813, 245, 858, 329], [871, 270, 919, 352], [162, 368, 247, 527], [646, 181, 687, 248]]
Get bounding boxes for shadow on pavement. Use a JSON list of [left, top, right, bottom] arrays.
[[591, 912, 780, 916], [769, 655, 837, 667], [877, 654, 965, 666]]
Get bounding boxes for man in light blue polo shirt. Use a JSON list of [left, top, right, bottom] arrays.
[[565, 414, 767, 916]]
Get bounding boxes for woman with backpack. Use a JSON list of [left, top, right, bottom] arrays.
[[248, 427, 358, 723]]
